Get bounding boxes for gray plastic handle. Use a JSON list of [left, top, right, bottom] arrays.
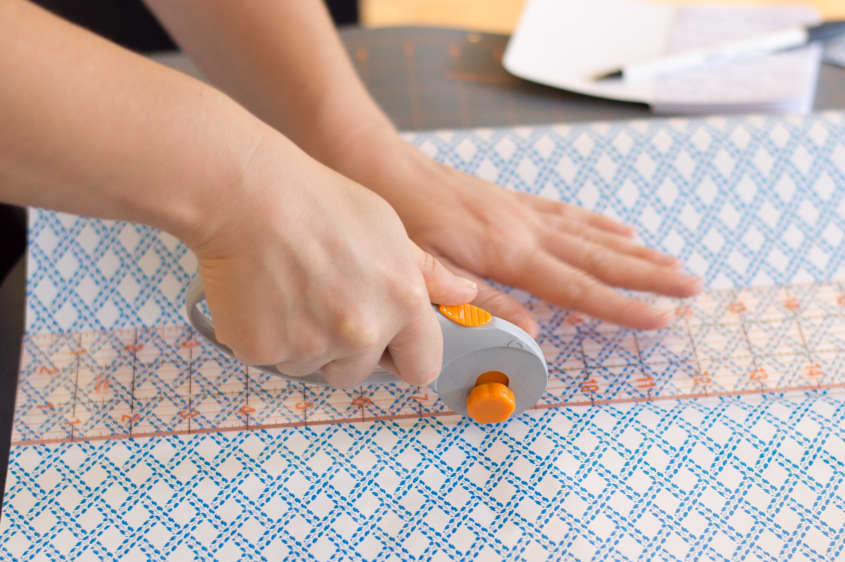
[[185, 277, 548, 417]]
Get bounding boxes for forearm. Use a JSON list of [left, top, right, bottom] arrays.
[[0, 0, 266, 246], [143, 0, 394, 167]]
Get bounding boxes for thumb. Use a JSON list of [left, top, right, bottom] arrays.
[[412, 243, 477, 305]]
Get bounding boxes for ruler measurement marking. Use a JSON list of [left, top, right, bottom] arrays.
[[791, 295, 813, 364], [631, 332, 653, 397], [70, 332, 82, 440], [244, 366, 250, 428], [357, 389, 366, 422], [575, 321, 599, 402], [187, 328, 193, 433], [681, 300, 704, 395], [300, 385, 309, 426], [736, 296, 760, 391], [129, 329, 137, 436]]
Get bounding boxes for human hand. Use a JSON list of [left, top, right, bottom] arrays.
[[187, 133, 477, 387], [326, 131, 703, 336]]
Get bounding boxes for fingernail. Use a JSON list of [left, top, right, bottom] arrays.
[[686, 276, 705, 293], [655, 304, 677, 324], [460, 278, 478, 292]]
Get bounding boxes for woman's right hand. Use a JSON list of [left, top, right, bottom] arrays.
[[188, 132, 478, 388]]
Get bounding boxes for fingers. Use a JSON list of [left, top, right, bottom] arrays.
[[378, 351, 399, 376], [543, 231, 702, 298], [322, 346, 386, 388], [523, 252, 679, 330], [275, 356, 329, 378], [436, 255, 539, 336], [386, 304, 444, 387], [546, 216, 679, 267], [514, 192, 635, 237], [413, 242, 477, 304]]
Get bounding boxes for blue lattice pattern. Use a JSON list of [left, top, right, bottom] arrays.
[[2, 111, 844, 560]]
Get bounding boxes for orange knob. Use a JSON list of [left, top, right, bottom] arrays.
[[439, 303, 492, 328], [466, 382, 515, 424]]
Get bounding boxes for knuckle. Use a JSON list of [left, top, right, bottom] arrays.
[[555, 202, 576, 218], [218, 321, 287, 365], [565, 219, 589, 239], [560, 274, 591, 306], [402, 363, 440, 387], [323, 362, 371, 388], [290, 334, 328, 360], [419, 250, 439, 276], [583, 248, 611, 276], [481, 235, 529, 275], [395, 281, 429, 310], [275, 361, 312, 378], [483, 290, 517, 313], [335, 310, 379, 350]]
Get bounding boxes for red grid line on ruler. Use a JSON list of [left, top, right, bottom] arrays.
[[11, 282, 845, 446]]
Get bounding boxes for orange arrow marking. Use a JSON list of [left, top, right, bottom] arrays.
[[567, 314, 585, 326], [749, 368, 768, 381], [729, 302, 746, 314], [634, 376, 655, 389], [95, 377, 109, 393], [805, 364, 823, 378], [580, 379, 599, 393], [692, 372, 712, 385]]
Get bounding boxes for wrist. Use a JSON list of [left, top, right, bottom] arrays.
[[145, 92, 272, 250], [323, 125, 443, 201], [307, 92, 397, 169]]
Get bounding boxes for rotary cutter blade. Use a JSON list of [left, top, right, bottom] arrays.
[[185, 278, 548, 424]]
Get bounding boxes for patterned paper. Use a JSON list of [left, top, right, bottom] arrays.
[[2, 112, 844, 560]]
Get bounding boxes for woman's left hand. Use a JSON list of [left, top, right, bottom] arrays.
[[330, 130, 703, 337]]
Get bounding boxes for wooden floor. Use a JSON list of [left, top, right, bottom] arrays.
[[360, 0, 844, 32]]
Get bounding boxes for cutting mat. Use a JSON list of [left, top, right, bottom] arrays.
[[1, 111, 843, 560], [158, 27, 845, 132]]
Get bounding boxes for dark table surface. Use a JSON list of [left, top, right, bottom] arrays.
[[2, 25, 845, 509]]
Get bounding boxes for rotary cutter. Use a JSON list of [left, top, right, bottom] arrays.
[[186, 278, 548, 424]]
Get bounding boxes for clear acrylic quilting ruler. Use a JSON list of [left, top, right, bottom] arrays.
[[11, 281, 844, 445]]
